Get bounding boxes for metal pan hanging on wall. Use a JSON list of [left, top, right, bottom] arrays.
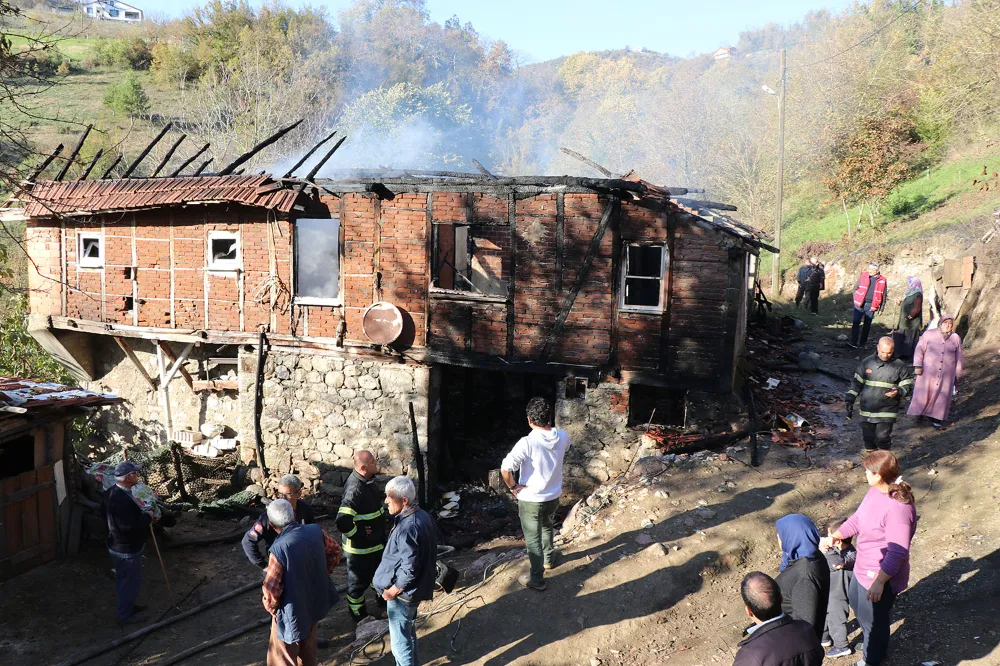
[[362, 301, 404, 345]]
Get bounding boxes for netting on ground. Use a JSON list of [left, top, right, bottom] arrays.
[[101, 446, 245, 504]]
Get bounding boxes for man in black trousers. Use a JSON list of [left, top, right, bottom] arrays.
[[103, 461, 157, 624], [336, 450, 388, 622]]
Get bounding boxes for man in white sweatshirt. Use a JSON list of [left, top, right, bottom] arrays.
[[500, 396, 571, 591]]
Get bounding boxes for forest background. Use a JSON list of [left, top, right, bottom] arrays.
[[2, 0, 1000, 379]]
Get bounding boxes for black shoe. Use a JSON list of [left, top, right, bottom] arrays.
[[118, 613, 148, 625], [132, 604, 148, 614]]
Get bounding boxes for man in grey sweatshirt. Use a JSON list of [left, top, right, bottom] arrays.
[[500, 396, 571, 591]]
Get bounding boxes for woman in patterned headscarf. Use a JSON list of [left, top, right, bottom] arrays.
[[896, 277, 923, 359]]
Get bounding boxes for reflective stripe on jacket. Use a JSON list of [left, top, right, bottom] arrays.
[[846, 354, 914, 422], [336, 471, 388, 556]]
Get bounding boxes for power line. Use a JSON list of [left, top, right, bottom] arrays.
[[791, 1, 922, 70]]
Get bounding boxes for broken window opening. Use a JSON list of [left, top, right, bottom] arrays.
[[628, 385, 686, 427], [565, 377, 588, 400], [207, 231, 240, 271], [78, 233, 104, 268], [621, 243, 667, 311], [431, 224, 506, 297], [0, 435, 35, 480], [294, 217, 340, 304]]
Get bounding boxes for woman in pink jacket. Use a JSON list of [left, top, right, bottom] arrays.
[[908, 313, 964, 428], [824, 451, 916, 666]]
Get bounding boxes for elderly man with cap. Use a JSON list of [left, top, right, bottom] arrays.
[[243, 474, 316, 569], [102, 460, 157, 623], [849, 262, 888, 349]]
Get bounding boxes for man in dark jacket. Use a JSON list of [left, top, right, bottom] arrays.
[[846, 336, 914, 452], [102, 461, 156, 623], [733, 572, 824, 666], [336, 450, 388, 622], [374, 476, 437, 666], [262, 499, 341, 666], [794, 258, 819, 310], [805, 260, 825, 315], [243, 474, 315, 569]]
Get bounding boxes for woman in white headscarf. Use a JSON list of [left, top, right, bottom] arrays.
[[908, 313, 963, 428], [896, 277, 923, 359]]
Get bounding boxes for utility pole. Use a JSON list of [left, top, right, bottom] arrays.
[[770, 48, 786, 300]]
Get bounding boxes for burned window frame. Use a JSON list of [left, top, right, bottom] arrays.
[[620, 242, 669, 313], [292, 217, 342, 306], [207, 230, 241, 272], [430, 223, 507, 298], [77, 232, 104, 268]]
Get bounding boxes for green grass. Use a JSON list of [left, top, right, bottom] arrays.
[[7, 34, 97, 64]]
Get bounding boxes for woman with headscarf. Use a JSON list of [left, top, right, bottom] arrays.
[[824, 451, 916, 666], [896, 277, 923, 359], [908, 312, 964, 428], [775, 513, 831, 639]]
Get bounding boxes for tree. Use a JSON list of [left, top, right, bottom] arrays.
[[103, 72, 150, 119], [824, 110, 918, 227]]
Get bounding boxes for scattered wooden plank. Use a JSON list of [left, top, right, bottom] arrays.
[[192, 158, 214, 176], [192, 380, 238, 392], [559, 147, 615, 178], [158, 617, 270, 666], [54, 124, 93, 181], [100, 155, 123, 180]]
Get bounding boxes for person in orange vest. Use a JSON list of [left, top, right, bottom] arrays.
[[849, 263, 887, 349]]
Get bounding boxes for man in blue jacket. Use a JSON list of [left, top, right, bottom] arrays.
[[373, 476, 437, 666], [102, 461, 156, 624]]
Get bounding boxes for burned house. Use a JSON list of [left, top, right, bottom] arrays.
[[0, 378, 122, 579], [21, 154, 772, 498]]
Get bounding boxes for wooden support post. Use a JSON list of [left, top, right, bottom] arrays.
[[217, 119, 303, 176], [167, 143, 210, 177], [539, 196, 618, 360], [54, 124, 93, 181], [77, 149, 103, 181], [121, 122, 173, 178], [113, 336, 157, 391], [506, 192, 516, 357], [282, 129, 337, 178], [150, 133, 186, 177], [155, 340, 194, 389]]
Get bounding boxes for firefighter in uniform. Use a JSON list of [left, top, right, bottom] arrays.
[[336, 450, 388, 622], [845, 336, 914, 452]]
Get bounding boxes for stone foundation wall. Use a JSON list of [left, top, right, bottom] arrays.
[[555, 382, 633, 488], [244, 351, 430, 500]]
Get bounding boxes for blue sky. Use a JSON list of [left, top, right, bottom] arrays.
[[150, 0, 857, 62]]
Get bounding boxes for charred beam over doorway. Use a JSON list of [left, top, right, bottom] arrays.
[[122, 122, 174, 178], [77, 149, 103, 181], [303, 135, 347, 182], [26, 143, 65, 182], [217, 119, 303, 176], [54, 124, 93, 181], [99, 155, 123, 180], [560, 147, 616, 178], [281, 130, 337, 178], [539, 196, 619, 360], [168, 143, 210, 177], [150, 134, 187, 178]]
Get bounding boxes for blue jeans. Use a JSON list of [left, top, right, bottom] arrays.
[[387, 598, 419, 666], [109, 549, 143, 621]]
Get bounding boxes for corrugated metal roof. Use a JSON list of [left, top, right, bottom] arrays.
[[23, 175, 302, 218], [0, 377, 123, 414]]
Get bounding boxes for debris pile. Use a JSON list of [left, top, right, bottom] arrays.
[[434, 485, 521, 548]]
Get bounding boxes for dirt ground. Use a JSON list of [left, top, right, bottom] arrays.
[[2, 310, 998, 666]]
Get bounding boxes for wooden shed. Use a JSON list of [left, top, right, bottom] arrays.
[[0, 378, 122, 580]]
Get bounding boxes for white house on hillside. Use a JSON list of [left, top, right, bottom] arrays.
[[80, 0, 142, 22], [713, 47, 737, 61]]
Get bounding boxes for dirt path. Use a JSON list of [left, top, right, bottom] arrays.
[[1, 311, 997, 666]]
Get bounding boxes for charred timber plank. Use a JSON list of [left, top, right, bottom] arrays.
[[282, 129, 337, 178], [114, 336, 158, 391], [254, 181, 283, 195], [608, 200, 622, 372], [99, 154, 123, 180], [168, 143, 210, 177], [559, 147, 616, 178], [26, 144, 65, 182], [506, 192, 516, 357], [673, 197, 738, 212], [303, 135, 347, 182], [192, 158, 214, 176], [150, 133, 186, 178], [77, 149, 104, 181], [54, 125, 93, 181], [472, 159, 496, 178], [539, 196, 619, 361], [121, 122, 173, 178], [218, 119, 303, 176]]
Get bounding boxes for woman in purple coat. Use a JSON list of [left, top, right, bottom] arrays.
[[907, 313, 964, 428]]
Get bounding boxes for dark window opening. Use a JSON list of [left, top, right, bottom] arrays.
[[121, 296, 134, 311], [82, 238, 101, 258], [622, 244, 666, 310], [294, 218, 340, 301], [628, 385, 686, 427], [565, 377, 587, 399], [0, 435, 36, 480], [432, 224, 507, 296], [211, 238, 237, 262]]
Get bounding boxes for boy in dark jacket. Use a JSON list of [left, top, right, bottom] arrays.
[[821, 518, 857, 659]]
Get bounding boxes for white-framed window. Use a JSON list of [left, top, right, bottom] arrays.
[[207, 230, 240, 271], [294, 217, 341, 304], [620, 243, 668, 312], [78, 233, 104, 268]]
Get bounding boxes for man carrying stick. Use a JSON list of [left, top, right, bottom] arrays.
[[103, 461, 158, 624]]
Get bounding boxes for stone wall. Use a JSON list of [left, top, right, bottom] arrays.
[[245, 350, 429, 500], [555, 382, 633, 488]]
